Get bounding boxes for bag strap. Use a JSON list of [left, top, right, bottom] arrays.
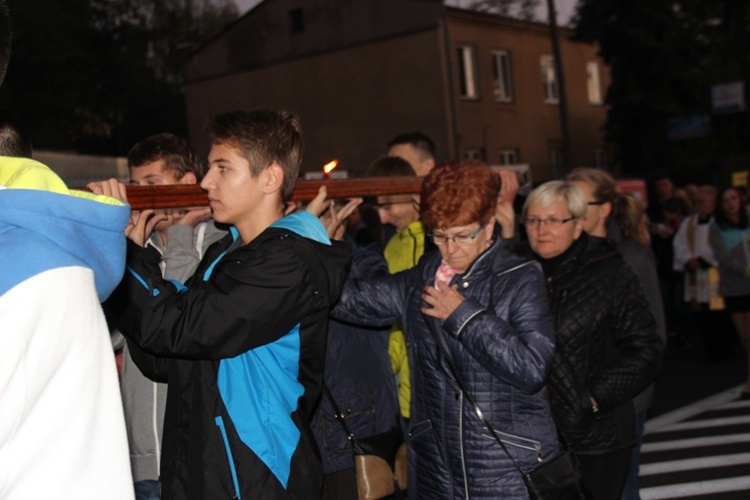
[[322, 382, 357, 442], [423, 316, 529, 475]]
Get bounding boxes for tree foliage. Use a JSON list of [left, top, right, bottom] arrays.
[[468, 0, 541, 22], [0, 0, 238, 155], [575, 0, 750, 182]]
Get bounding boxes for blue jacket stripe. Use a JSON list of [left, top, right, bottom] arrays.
[[217, 326, 304, 488], [215, 416, 242, 500], [203, 227, 240, 281], [126, 266, 160, 296]]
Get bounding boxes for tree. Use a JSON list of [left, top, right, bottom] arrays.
[[575, 0, 750, 183], [468, 0, 541, 21], [0, 0, 238, 155]]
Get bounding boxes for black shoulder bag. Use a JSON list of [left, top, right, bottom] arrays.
[[322, 383, 407, 499], [424, 315, 585, 500]]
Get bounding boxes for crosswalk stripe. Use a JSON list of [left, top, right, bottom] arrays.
[[645, 384, 744, 433], [641, 432, 750, 452], [639, 452, 750, 475], [640, 476, 750, 499], [653, 414, 750, 432]]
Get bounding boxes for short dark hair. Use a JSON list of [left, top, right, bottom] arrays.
[[366, 156, 415, 178], [206, 109, 303, 203], [387, 131, 435, 159], [127, 133, 203, 180], [0, 111, 32, 157], [0, 1, 11, 88]]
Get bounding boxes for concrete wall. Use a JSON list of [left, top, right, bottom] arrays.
[[33, 150, 128, 187], [184, 0, 442, 82], [184, 29, 452, 176]]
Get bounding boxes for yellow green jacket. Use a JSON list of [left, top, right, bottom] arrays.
[[384, 220, 426, 419]]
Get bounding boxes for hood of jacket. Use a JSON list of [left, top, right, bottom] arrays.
[[271, 210, 350, 306], [0, 157, 129, 300]]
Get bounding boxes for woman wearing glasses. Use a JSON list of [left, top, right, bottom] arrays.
[[332, 159, 561, 499], [521, 181, 662, 499]]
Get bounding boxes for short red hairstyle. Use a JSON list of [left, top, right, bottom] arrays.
[[420, 159, 500, 230]]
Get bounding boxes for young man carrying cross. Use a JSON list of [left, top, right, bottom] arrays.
[[102, 109, 353, 499]]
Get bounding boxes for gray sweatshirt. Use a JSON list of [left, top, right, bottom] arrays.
[[119, 221, 226, 482]]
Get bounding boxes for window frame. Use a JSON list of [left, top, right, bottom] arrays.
[[456, 45, 480, 100], [499, 149, 519, 165], [587, 61, 603, 105], [492, 50, 514, 103], [540, 55, 559, 104]]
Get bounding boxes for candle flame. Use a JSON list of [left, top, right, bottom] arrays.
[[323, 159, 338, 174]]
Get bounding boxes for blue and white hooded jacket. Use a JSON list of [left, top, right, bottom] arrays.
[[105, 210, 351, 499], [0, 157, 133, 499]]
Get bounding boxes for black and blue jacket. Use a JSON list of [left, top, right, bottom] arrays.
[[106, 212, 351, 499]]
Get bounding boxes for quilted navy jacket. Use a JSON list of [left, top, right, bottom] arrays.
[[334, 238, 560, 499]]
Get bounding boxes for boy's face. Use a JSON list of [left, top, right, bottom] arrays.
[[202, 143, 263, 227], [130, 160, 185, 186]]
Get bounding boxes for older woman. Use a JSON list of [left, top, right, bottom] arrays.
[[521, 181, 662, 500], [332, 160, 560, 498], [566, 168, 666, 500]]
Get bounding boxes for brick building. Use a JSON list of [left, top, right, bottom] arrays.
[[183, 0, 609, 181]]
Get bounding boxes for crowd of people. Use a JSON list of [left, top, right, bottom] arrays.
[[1, 56, 748, 500]]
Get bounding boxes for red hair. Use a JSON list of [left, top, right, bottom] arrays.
[[421, 159, 500, 230]]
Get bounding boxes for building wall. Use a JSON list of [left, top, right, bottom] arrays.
[[447, 9, 609, 181], [184, 29, 452, 174], [182, 1, 609, 181], [184, 0, 441, 82]]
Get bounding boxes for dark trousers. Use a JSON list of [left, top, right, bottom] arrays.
[[576, 447, 632, 500], [322, 469, 358, 500]]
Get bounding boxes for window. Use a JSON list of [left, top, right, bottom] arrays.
[[492, 50, 514, 102], [456, 45, 479, 99], [499, 149, 519, 165], [540, 55, 559, 104], [463, 148, 484, 160], [587, 62, 602, 105], [289, 8, 304, 34]]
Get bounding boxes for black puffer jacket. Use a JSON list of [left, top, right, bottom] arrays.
[[530, 233, 663, 455], [334, 239, 560, 499]]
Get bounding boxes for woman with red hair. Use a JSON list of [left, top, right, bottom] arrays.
[[332, 159, 560, 499]]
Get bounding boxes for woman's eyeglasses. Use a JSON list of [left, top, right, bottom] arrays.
[[428, 226, 481, 246], [522, 217, 575, 230]]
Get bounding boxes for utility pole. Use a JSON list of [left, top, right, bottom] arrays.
[[546, 0, 572, 175]]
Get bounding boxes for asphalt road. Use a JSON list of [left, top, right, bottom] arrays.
[[650, 333, 747, 418]]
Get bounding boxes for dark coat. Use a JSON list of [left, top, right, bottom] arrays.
[[106, 221, 351, 500], [333, 238, 560, 499], [534, 233, 663, 454], [310, 242, 399, 475]]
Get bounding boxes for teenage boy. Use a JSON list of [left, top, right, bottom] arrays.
[[386, 131, 436, 176], [102, 109, 351, 499], [98, 133, 226, 500]]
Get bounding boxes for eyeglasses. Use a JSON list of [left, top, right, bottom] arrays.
[[522, 217, 576, 230], [428, 226, 482, 246]]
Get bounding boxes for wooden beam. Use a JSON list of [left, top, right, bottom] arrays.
[[77, 177, 423, 211]]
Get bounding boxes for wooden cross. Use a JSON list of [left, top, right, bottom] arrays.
[[79, 177, 423, 210]]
